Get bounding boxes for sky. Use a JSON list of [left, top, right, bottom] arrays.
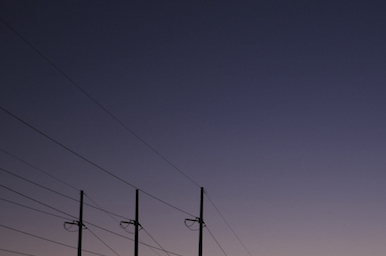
[[1, 1, 386, 256]]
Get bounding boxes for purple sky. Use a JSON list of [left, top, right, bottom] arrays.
[[1, 1, 386, 256]]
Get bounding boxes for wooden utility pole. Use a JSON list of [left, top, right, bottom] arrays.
[[198, 187, 204, 256], [185, 187, 205, 256], [135, 189, 139, 256], [77, 190, 84, 256], [119, 189, 141, 256]]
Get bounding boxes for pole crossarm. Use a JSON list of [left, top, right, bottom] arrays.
[[119, 220, 143, 233], [184, 187, 205, 256], [64, 221, 86, 232], [184, 218, 206, 231]]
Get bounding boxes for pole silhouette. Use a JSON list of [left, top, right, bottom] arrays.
[[184, 187, 205, 256], [77, 190, 84, 256], [135, 189, 139, 256], [119, 189, 140, 256], [198, 187, 204, 256]]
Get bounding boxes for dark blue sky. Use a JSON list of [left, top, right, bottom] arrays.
[[1, 1, 386, 256]]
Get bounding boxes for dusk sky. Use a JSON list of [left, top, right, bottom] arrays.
[[1, 1, 386, 256]]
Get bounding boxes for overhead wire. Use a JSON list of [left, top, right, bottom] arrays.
[[0, 167, 77, 202], [0, 196, 72, 221], [205, 224, 229, 256], [0, 148, 79, 191], [205, 193, 253, 256], [0, 106, 196, 218], [85, 193, 131, 222], [86, 194, 170, 256], [2, 194, 129, 253], [0, 183, 76, 219], [0, 21, 202, 255], [0, 224, 111, 256], [0, 248, 41, 256], [0, 165, 132, 220], [0, 16, 251, 256], [87, 227, 121, 256], [0, 17, 201, 189], [1, 114, 239, 256], [142, 227, 171, 256], [85, 222, 186, 256], [0, 191, 185, 256]]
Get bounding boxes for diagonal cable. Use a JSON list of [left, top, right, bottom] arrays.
[[0, 167, 78, 202], [0, 248, 41, 256], [142, 227, 171, 256], [0, 224, 110, 256], [0, 192, 184, 256], [0, 148, 79, 191], [205, 224, 229, 256], [0, 106, 196, 218], [0, 183, 76, 219], [0, 197, 71, 221], [87, 227, 121, 256], [0, 17, 201, 189], [205, 194, 253, 256], [0, 166, 131, 220]]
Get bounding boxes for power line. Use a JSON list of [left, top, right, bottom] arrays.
[[0, 148, 79, 191], [1, 193, 183, 256], [0, 17, 242, 256], [0, 106, 196, 218], [0, 165, 132, 220], [138, 189, 195, 217], [85, 194, 131, 222], [142, 227, 171, 256], [205, 193, 253, 256], [87, 227, 121, 256], [0, 178, 187, 256], [0, 167, 78, 202], [0, 17, 201, 189], [0, 182, 76, 219], [85, 222, 187, 256], [0, 248, 41, 256], [0, 196, 72, 221], [205, 224, 229, 256], [88, 194, 169, 256], [0, 224, 111, 256], [2, 196, 125, 256], [1, 195, 129, 254]]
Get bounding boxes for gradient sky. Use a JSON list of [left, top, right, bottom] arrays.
[[1, 1, 386, 256]]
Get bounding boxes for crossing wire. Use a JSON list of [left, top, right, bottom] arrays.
[[0, 166, 131, 220], [142, 227, 171, 256], [0, 183, 76, 219], [85, 193, 131, 222], [205, 193, 253, 256], [0, 224, 111, 256], [0, 148, 79, 191], [205, 224, 229, 256], [0, 196, 71, 221], [0, 17, 201, 189], [87, 227, 121, 256], [85, 222, 187, 256], [0, 248, 41, 256], [1, 17, 251, 256], [0, 106, 196, 218], [86, 194, 171, 256], [0, 192, 185, 256], [0, 167, 77, 202]]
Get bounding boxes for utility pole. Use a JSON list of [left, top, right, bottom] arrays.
[[77, 190, 84, 256], [198, 187, 204, 256], [65, 190, 84, 256], [134, 189, 139, 256], [185, 187, 205, 256], [120, 189, 140, 256]]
